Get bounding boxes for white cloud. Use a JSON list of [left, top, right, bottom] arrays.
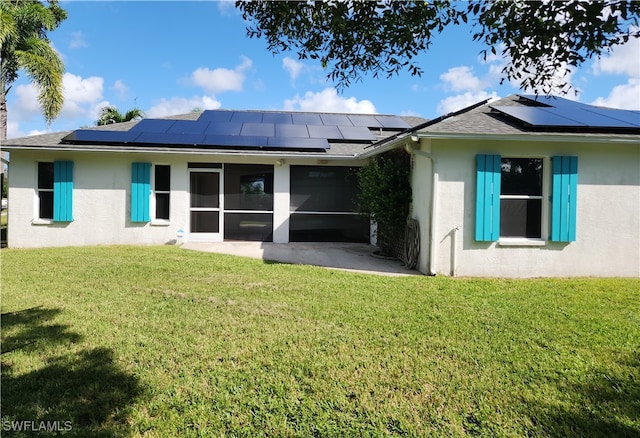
[[190, 56, 252, 94], [111, 80, 129, 100], [282, 88, 376, 113], [59, 73, 105, 119], [146, 96, 222, 118], [216, 0, 237, 15], [590, 78, 640, 110], [12, 84, 41, 119], [437, 91, 499, 115], [592, 35, 640, 78], [283, 57, 305, 82], [69, 31, 88, 49], [6, 120, 24, 139], [440, 66, 487, 93]]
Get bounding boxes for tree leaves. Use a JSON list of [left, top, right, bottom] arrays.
[[235, 0, 640, 95]]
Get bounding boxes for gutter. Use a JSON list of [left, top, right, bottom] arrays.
[[412, 132, 640, 144], [1, 145, 360, 161]]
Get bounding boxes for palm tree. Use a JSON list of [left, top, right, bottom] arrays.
[[96, 106, 144, 126], [0, 0, 67, 141]]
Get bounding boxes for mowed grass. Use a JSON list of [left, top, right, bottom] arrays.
[[1, 246, 638, 437]]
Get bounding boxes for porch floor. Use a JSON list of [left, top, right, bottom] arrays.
[[181, 241, 419, 277]]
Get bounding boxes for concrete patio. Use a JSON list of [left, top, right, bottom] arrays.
[[181, 241, 419, 277]]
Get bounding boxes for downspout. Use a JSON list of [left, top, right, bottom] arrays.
[[404, 140, 437, 276]]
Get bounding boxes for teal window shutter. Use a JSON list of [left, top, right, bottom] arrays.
[[53, 161, 74, 222], [551, 156, 578, 242], [475, 154, 501, 241], [131, 162, 151, 222]]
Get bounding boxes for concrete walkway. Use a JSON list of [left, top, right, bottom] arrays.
[[182, 241, 419, 277]]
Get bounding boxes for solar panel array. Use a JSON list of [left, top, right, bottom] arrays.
[[62, 110, 411, 151], [490, 95, 640, 131]]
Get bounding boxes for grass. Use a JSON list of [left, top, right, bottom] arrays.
[[1, 245, 639, 437]]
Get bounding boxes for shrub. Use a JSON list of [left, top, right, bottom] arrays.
[[357, 149, 411, 257]]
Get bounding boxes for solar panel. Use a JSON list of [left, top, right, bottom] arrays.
[[204, 122, 243, 136], [292, 113, 323, 125], [348, 115, 382, 128], [338, 125, 377, 141], [240, 122, 275, 137], [167, 120, 210, 134], [584, 108, 640, 128], [262, 113, 293, 124], [375, 115, 411, 129], [198, 110, 233, 123], [129, 119, 176, 132], [494, 102, 640, 130], [491, 106, 587, 127], [275, 123, 310, 138], [135, 132, 205, 145], [320, 114, 352, 126], [517, 94, 582, 108], [544, 107, 638, 128], [202, 134, 269, 147], [307, 125, 343, 139], [230, 111, 263, 123], [62, 130, 141, 143], [267, 137, 329, 150]]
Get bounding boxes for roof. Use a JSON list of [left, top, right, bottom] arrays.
[[367, 95, 640, 155], [3, 109, 428, 159], [421, 95, 640, 136], [5, 96, 637, 160]]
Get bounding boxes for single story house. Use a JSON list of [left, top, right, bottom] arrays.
[[3, 94, 639, 277]]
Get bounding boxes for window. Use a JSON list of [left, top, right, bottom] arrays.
[[154, 165, 170, 220], [36, 161, 73, 222], [37, 162, 54, 220], [500, 158, 543, 238], [131, 163, 172, 223], [475, 154, 578, 243]]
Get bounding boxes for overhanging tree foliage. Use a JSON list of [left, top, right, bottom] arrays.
[[236, 1, 639, 94], [0, 0, 67, 140]]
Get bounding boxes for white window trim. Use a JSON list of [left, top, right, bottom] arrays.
[[151, 164, 171, 225], [497, 156, 550, 246], [33, 162, 54, 224]]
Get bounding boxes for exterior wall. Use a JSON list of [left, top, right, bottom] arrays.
[[410, 138, 640, 278], [7, 150, 362, 248]]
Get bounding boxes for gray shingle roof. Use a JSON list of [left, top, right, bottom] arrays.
[[417, 94, 640, 138]]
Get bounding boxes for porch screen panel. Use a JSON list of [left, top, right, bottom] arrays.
[[223, 164, 274, 241], [290, 166, 369, 242]]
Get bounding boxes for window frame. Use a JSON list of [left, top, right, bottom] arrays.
[[151, 164, 171, 225], [497, 155, 550, 246], [35, 161, 54, 223]]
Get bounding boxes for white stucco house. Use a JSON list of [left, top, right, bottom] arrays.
[[3, 94, 639, 277]]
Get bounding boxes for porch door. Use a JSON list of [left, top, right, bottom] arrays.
[[189, 169, 223, 241]]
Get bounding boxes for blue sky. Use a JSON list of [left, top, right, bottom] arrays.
[[7, 1, 640, 139]]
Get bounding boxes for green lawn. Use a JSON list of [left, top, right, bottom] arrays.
[[1, 246, 638, 437]]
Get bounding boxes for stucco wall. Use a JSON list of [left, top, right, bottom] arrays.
[[7, 150, 362, 248], [410, 139, 640, 277]]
